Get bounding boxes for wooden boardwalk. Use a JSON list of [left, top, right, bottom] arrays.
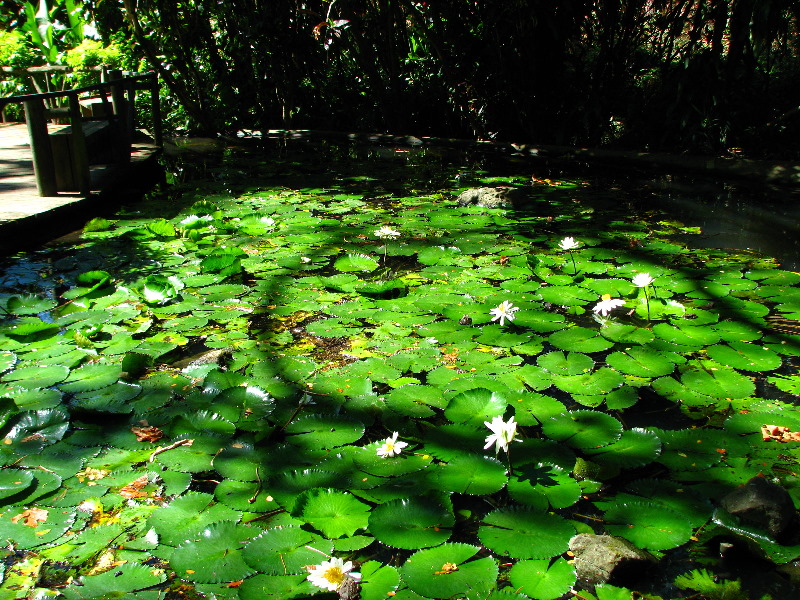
[[0, 122, 160, 236]]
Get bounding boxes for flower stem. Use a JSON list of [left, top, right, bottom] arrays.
[[644, 286, 651, 321], [569, 250, 577, 275]]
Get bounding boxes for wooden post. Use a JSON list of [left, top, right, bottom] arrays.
[[23, 98, 57, 196], [68, 93, 91, 195], [150, 73, 163, 147], [108, 70, 131, 162]]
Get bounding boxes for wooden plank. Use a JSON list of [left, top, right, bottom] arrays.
[[23, 99, 57, 196]]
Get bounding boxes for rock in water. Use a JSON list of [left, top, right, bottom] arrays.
[[720, 476, 798, 541], [456, 186, 525, 209], [569, 534, 657, 585]]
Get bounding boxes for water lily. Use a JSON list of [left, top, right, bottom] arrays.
[[558, 236, 581, 250], [558, 237, 580, 274], [374, 225, 401, 239], [489, 300, 519, 326], [631, 273, 656, 319], [484, 415, 522, 455], [305, 557, 361, 592], [592, 295, 626, 317], [632, 272, 655, 287], [376, 431, 409, 458]]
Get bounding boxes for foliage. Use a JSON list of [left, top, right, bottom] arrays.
[[0, 141, 799, 598]]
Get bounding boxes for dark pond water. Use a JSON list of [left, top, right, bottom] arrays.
[[168, 134, 800, 275]]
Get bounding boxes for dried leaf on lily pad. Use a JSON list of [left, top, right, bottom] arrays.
[[761, 424, 800, 442], [11, 507, 48, 527], [131, 425, 164, 443]]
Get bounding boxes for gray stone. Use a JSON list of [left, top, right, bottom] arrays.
[[456, 186, 525, 209], [720, 476, 798, 541], [569, 533, 656, 585]]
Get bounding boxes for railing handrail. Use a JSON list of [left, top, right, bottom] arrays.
[[0, 72, 156, 108]]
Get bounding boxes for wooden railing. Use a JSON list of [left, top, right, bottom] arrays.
[[0, 71, 161, 196]]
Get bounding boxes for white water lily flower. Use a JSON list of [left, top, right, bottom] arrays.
[[376, 431, 409, 458], [592, 296, 626, 317], [484, 416, 522, 455], [489, 300, 519, 326], [374, 225, 401, 239], [300, 256, 312, 263], [259, 216, 276, 225], [306, 557, 361, 592], [632, 273, 655, 287], [179, 214, 213, 226], [558, 236, 581, 250]]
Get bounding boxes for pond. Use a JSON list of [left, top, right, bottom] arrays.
[[1, 136, 800, 600]]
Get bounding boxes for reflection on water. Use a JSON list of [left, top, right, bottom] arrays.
[[632, 176, 800, 271]]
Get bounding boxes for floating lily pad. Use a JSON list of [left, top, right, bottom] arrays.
[[400, 543, 498, 599], [584, 428, 662, 469], [292, 488, 370, 538], [0, 505, 76, 547], [284, 414, 365, 449], [478, 507, 575, 559], [242, 526, 334, 574], [334, 253, 380, 272], [508, 462, 581, 509], [548, 327, 615, 353], [432, 455, 508, 495], [509, 558, 576, 600], [444, 388, 507, 426], [705, 342, 782, 372], [603, 501, 693, 550], [147, 491, 242, 546], [369, 496, 454, 549], [605, 348, 677, 378], [170, 521, 259, 583], [541, 410, 623, 450], [2, 365, 70, 389]]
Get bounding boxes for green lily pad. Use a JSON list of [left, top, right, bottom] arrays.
[[605, 348, 677, 378], [148, 491, 242, 546], [291, 488, 370, 538], [368, 496, 454, 549], [5, 295, 57, 316], [537, 351, 594, 376], [551, 368, 624, 396], [444, 388, 507, 426], [400, 543, 498, 599], [1, 365, 70, 389], [705, 342, 782, 372], [70, 562, 167, 597], [0, 469, 34, 499], [508, 462, 581, 509], [509, 558, 576, 600], [0, 505, 76, 547], [170, 521, 259, 583], [603, 502, 693, 550], [432, 455, 508, 495], [548, 327, 615, 353], [541, 410, 623, 450], [584, 428, 662, 469], [284, 414, 365, 449], [478, 507, 576, 559], [59, 364, 121, 394], [242, 526, 334, 574], [334, 253, 380, 272]]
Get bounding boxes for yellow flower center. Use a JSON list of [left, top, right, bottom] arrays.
[[323, 566, 345, 587]]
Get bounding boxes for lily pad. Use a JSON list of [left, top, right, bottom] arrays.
[[368, 496, 454, 549], [478, 507, 576, 559], [400, 543, 498, 599], [170, 521, 259, 583], [541, 410, 623, 450]]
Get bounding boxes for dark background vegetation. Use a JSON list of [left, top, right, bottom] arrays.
[[3, 0, 800, 158]]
